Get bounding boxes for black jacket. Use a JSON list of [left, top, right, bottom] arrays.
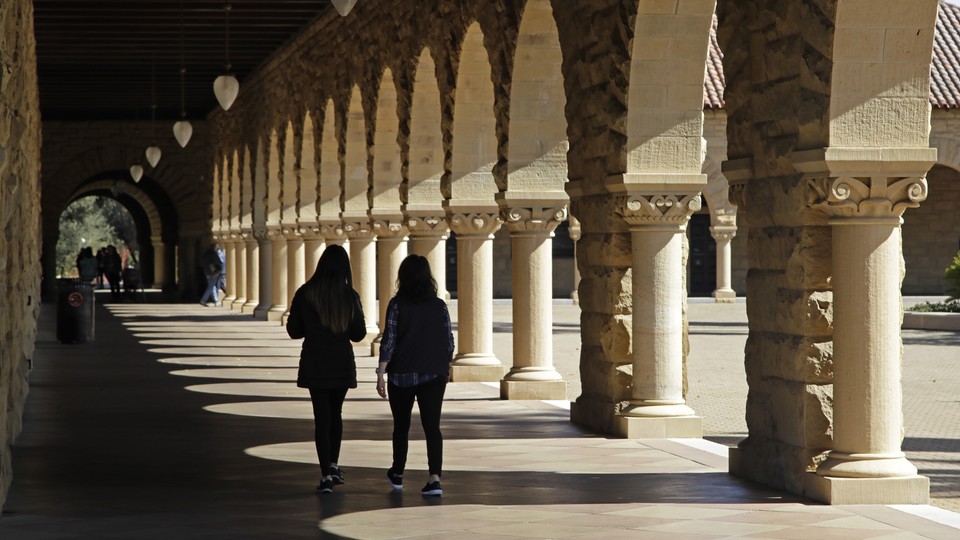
[[286, 287, 366, 389]]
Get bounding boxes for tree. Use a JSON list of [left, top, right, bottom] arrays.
[[56, 196, 135, 277]]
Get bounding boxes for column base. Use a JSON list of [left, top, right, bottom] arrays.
[[242, 301, 259, 315], [615, 414, 703, 438], [500, 380, 566, 400], [450, 361, 504, 382], [266, 306, 286, 322], [712, 288, 736, 303], [281, 312, 290, 326], [802, 472, 929, 504], [222, 295, 237, 306], [231, 297, 247, 311]]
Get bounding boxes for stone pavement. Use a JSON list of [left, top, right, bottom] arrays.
[[1, 297, 959, 539]]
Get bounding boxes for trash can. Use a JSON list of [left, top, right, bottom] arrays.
[[57, 279, 95, 344]]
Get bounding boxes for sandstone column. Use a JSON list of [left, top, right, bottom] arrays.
[[231, 234, 248, 311], [797, 149, 933, 503], [617, 193, 702, 438], [710, 225, 736, 302], [283, 228, 305, 325], [252, 228, 271, 319], [407, 215, 450, 301], [448, 211, 503, 381], [242, 232, 259, 314], [150, 235, 166, 290], [500, 206, 567, 400], [372, 217, 408, 353], [303, 230, 325, 281], [265, 229, 288, 321], [344, 219, 379, 345], [568, 216, 581, 305]]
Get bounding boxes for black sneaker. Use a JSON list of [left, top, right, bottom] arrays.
[[330, 466, 345, 485], [421, 481, 442, 496], [316, 478, 334, 494], [386, 468, 403, 491]]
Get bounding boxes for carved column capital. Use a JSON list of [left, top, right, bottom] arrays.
[[282, 226, 304, 241], [710, 226, 737, 243], [372, 218, 408, 239], [343, 219, 375, 240], [502, 205, 567, 234], [807, 175, 927, 222], [252, 228, 269, 242], [406, 214, 450, 238], [618, 193, 701, 228], [449, 211, 502, 237], [318, 222, 346, 242]]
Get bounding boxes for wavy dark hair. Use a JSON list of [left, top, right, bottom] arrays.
[[395, 254, 437, 304], [302, 244, 355, 333]]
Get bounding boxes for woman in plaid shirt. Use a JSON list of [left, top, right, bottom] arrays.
[[376, 255, 455, 497]]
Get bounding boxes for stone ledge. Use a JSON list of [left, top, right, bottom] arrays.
[[902, 312, 960, 331], [802, 473, 930, 505]]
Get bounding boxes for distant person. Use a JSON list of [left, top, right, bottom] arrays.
[[95, 247, 105, 287], [76, 247, 98, 283], [286, 245, 366, 494], [199, 243, 223, 307], [376, 255, 454, 497], [216, 244, 226, 298], [101, 245, 122, 301]]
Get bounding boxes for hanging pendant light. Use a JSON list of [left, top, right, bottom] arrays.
[[146, 145, 162, 168], [173, 3, 193, 147], [130, 165, 144, 183], [331, 0, 359, 17], [213, 4, 239, 111]]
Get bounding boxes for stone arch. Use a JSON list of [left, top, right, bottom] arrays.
[[372, 67, 402, 212], [341, 85, 368, 220], [406, 49, 445, 211], [265, 127, 283, 227], [701, 153, 736, 227], [299, 111, 320, 224], [280, 121, 298, 224], [829, 1, 938, 148], [449, 22, 498, 203], [927, 135, 960, 173], [318, 99, 341, 228], [625, 2, 715, 177], [229, 148, 242, 232], [240, 143, 255, 231], [506, 0, 568, 192], [902, 163, 960, 294]]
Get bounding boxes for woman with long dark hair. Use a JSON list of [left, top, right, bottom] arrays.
[[376, 254, 454, 496], [287, 244, 366, 494]]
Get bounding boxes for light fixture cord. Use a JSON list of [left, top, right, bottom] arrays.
[[225, 3, 232, 72], [179, 0, 186, 118]]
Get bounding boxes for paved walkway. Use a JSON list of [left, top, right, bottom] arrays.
[[1, 296, 959, 538]]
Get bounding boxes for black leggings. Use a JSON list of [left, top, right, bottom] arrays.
[[388, 376, 447, 476], [308, 387, 349, 477]]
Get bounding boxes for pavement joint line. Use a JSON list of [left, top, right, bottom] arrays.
[[669, 437, 730, 458]]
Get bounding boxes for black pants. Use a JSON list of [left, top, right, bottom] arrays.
[[388, 376, 447, 476], [308, 387, 349, 477]]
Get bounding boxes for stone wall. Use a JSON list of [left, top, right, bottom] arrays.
[[717, 0, 835, 493], [0, 0, 42, 511]]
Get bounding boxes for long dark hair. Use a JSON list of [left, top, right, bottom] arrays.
[[395, 254, 438, 304], [303, 244, 355, 333]]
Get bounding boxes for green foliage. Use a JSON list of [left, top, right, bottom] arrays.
[[909, 300, 960, 313], [56, 196, 136, 277], [947, 250, 960, 301]]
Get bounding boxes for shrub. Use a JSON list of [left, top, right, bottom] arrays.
[[909, 300, 960, 313], [948, 250, 960, 301]]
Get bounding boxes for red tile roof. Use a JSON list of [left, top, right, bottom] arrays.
[[704, 2, 960, 109]]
